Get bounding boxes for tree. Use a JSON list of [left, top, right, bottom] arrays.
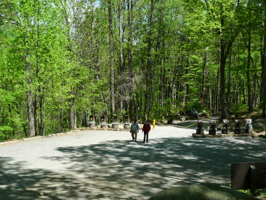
[[108, 0, 115, 117]]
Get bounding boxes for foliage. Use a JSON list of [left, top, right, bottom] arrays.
[[186, 99, 204, 112], [232, 103, 248, 113], [0, 0, 265, 141]]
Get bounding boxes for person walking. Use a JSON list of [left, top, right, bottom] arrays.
[[142, 120, 151, 143], [130, 119, 139, 142]]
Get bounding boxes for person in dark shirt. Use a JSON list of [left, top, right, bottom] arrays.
[[142, 121, 151, 143]]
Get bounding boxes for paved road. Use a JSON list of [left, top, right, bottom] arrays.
[[0, 125, 266, 199]]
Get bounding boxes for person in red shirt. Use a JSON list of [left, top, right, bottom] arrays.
[[142, 120, 151, 143]]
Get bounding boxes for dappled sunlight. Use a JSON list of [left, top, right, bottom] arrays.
[[41, 136, 266, 198], [1, 132, 266, 199], [180, 155, 199, 160]]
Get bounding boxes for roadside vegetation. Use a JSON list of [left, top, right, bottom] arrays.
[[0, 0, 266, 142]]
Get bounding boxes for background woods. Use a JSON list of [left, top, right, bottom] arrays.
[[0, 0, 266, 141]]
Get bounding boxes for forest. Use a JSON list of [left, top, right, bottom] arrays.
[[0, 0, 266, 141]]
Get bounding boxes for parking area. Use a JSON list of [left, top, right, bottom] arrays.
[[0, 125, 266, 199]]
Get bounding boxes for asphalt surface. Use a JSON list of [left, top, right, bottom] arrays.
[[0, 124, 266, 199]]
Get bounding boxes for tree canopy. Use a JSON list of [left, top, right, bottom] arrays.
[[0, 0, 265, 140]]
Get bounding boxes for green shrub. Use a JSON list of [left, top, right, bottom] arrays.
[[0, 126, 13, 141]]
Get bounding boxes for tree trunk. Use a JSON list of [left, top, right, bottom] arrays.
[[24, 13, 36, 137], [108, 0, 115, 116], [220, 34, 227, 119], [252, 61, 258, 108], [262, 1, 266, 116], [209, 87, 212, 110], [242, 80, 246, 104], [145, 0, 154, 117], [201, 47, 208, 105], [219, 2, 238, 119], [61, 98, 64, 132], [128, 0, 133, 117], [39, 93, 45, 135], [226, 51, 232, 113], [118, 0, 124, 112], [34, 95, 38, 135], [185, 58, 190, 109], [26, 58, 35, 137], [247, 27, 253, 111], [236, 71, 239, 107], [215, 67, 220, 114], [119, 0, 124, 74], [161, 63, 166, 108], [69, 98, 76, 130]]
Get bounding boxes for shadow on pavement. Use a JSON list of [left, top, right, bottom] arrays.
[[1, 136, 266, 199]]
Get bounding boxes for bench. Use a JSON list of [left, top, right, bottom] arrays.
[[231, 161, 266, 195]]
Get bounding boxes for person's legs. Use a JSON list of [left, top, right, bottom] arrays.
[[131, 132, 135, 141], [135, 132, 137, 141], [143, 132, 148, 143], [146, 132, 149, 143]]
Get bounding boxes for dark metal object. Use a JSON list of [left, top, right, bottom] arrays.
[[196, 120, 204, 134], [112, 122, 119, 128], [101, 122, 106, 128], [244, 119, 253, 133], [100, 115, 107, 128], [89, 115, 95, 121], [124, 123, 130, 129], [222, 119, 229, 134], [101, 115, 106, 122], [123, 115, 130, 129], [209, 120, 216, 135], [231, 162, 266, 196], [89, 121, 95, 128], [89, 115, 96, 128], [234, 119, 241, 134]]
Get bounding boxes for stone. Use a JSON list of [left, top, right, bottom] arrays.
[[149, 184, 258, 200]]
